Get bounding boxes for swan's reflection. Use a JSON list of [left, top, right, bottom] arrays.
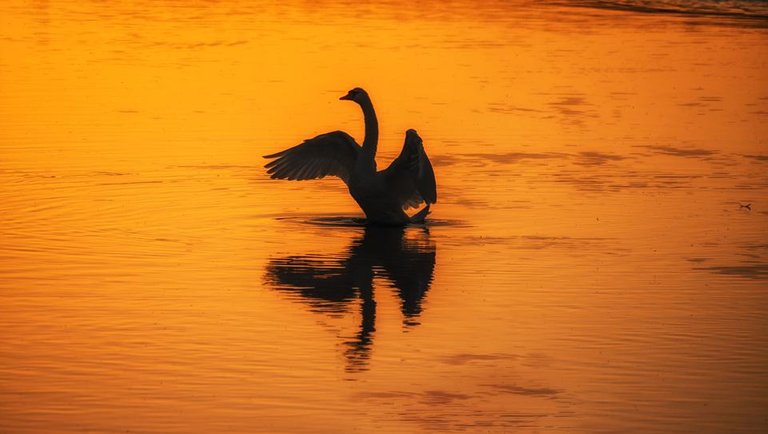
[[265, 225, 436, 371]]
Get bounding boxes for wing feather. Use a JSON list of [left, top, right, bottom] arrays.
[[264, 131, 360, 183], [383, 130, 437, 210]]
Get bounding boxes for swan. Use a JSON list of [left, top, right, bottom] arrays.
[[264, 87, 437, 225]]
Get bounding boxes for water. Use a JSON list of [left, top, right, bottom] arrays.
[[1, 1, 767, 433]]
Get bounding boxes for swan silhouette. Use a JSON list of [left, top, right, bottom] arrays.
[[264, 87, 437, 225]]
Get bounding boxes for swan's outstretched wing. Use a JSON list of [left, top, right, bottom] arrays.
[[383, 129, 437, 209], [264, 131, 360, 183]]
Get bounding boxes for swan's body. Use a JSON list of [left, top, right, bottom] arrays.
[[264, 88, 436, 225]]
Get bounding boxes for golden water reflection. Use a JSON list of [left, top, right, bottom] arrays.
[[1, 0, 767, 433]]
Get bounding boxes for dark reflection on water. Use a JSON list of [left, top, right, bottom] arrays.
[[697, 264, 768, 279], [560, 0, 768, 26], [265, 225, 436, 371]]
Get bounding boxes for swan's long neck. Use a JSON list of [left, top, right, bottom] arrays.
[[359, 96, 378, 159]]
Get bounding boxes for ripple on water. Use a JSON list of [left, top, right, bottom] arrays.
[[274, 215, 470, 228]]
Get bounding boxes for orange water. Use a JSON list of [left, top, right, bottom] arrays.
[[1, 1, 767, 433]]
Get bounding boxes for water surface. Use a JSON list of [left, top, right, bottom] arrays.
[[1, 1, 767, 433]]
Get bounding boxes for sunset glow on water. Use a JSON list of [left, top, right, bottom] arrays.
[[1, 1, 767, 433]]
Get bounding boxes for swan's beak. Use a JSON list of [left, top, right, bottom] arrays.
[[339, 92, 352, 101]]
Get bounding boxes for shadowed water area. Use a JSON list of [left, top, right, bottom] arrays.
[[1, 0, 767, 433]]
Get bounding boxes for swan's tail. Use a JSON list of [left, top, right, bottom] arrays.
[[410, 204, 431, 224]]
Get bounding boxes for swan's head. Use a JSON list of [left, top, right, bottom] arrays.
[[339, 87, 368, 103]]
